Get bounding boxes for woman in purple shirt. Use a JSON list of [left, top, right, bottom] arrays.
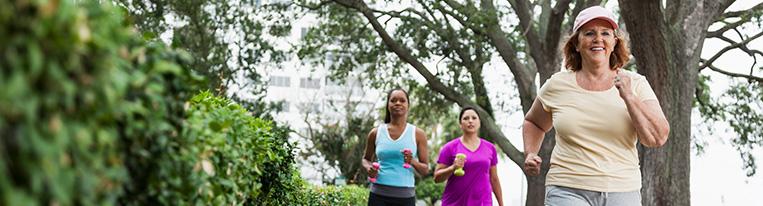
[[434, 106, 504, 206]]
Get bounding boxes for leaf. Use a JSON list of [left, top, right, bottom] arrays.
[[209, 120, 222, 132], [27, 42, 43, 74], [153, 61, 182, 75], [143, 31, 157, 40]]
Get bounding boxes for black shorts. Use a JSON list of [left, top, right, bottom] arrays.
[[367, 192, 415, 206]]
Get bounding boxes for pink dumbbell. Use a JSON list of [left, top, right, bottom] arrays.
[[402, 148, 412, 168], [368, 162, 380, 183]]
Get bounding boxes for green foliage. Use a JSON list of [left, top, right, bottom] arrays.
[[291, 0, 490, 95], [293, 1, 403, 89], [694, 74, 725, 121], [118, 39, 205, 205], [724, 81, 763, 176], [696, 75, 763, 177], [304, 113, 375, 184], [415, 177, 445, 206], [116, 0, 291, 98], [0, 0, 198, 205], [0, 1, 352, 205], [293, 183, 369, 206], [126, 91, 297, 205], [407, 80, 461, 136]]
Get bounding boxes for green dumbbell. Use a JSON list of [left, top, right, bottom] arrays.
[[454, 153, 466, 176]]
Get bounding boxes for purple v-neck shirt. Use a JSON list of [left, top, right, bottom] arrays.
[[437, 137, 498, 206]]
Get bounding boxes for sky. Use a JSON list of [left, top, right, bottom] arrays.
[[490, 1, 763, 205]]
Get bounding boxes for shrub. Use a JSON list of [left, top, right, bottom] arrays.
[[127, 91, 297, 205], [0, 0, 365, 205], [416, 177, 445, 205], [0, 0, 199, 205], [1, 0, 138, 205], [294, 183, 369, 206]]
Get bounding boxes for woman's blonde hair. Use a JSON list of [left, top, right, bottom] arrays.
[[562, 29, 630, 71]]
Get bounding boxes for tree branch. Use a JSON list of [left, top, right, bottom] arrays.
[[543, 0, 572, 54], [720, 2, 763, 19], [504, 0, 544, 63], [439, 0, 485, 34], [293, 0, 333, 10], [370, 7, 429, 22], [699, 30, 763, 71], [418, 0, 442, 25], [423, 1, 497, 120], [707, 16, 753, 38], [505, 0, 535, 37], [710, 34, 763, 58], [369, 4, 477, 70], [708, 0, 737, 20], [420, 2, 478, 67], [701, 59, 763, 82], [464, 37, 496, 116], [331, 0, 477, 111], [367, 2, 495, 115], [480, 0, 537, 113]]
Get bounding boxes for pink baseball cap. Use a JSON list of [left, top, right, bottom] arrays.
[[573, 6, 618, 33]]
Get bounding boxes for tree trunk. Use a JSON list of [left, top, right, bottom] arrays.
[[480, 1, 567, 205], [618, 0, 733, 205], [525, 131, 555, 206]]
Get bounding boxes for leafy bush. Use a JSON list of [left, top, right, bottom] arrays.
[[117, 40, 203, 204], [139, 91, 297, 205], [294, 182, 369, 206], [0, 0, 366, 205], [0, 0, 197, 205], [0, 0, 150, 205], [416, 177, 445, 205]]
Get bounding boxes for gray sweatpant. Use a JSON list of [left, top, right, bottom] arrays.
[[545, 185, 641, 206]]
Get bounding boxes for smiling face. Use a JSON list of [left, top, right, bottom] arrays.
[[459, 109, 481, 134], [576, 19, 617, 65]]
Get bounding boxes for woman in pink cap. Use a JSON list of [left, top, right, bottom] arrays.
[[522, 6, 670, 206]]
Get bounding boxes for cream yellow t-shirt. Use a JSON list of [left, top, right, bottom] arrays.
[[538, 70, 658, 192]]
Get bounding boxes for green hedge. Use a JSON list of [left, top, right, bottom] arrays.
[[295, 183, 369, 206], [0, 0, 172, 205], [149, 91, 367, 205], [0, 0, 366, 205], [145, 91, 297, 205]]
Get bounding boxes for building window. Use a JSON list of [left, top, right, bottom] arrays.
[[281, 101, 290, 112], [269, 76, 291, 87], [301, 27, 308, 39], [326, 52, 335, 64], [300, 78, 321, 89], [300, 102, 321, 113]]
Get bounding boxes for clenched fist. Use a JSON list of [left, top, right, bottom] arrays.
[[524, 153, 542, 176]]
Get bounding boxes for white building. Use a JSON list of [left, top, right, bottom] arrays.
[[261, 14, 382, 184]]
